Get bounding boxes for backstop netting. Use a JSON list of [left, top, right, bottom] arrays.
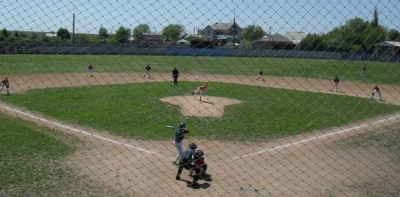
[[0, 0, 400, 196]]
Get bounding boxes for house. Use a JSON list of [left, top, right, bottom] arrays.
[[374, 41, 400, 55], [284, 32, 308, 45], [253, 34, 295, 50], [203, 22, 242, 46]]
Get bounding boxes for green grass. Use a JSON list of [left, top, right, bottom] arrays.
[[0, 54, 399, 84], [0, 114, 71, 190], [1, 82, 399, 141], [0, 114, 112, 195]]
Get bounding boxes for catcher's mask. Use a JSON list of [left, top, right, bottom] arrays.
[[194, 149, 204, 157]]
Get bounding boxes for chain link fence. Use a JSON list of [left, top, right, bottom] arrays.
[[1, 0, 400, 196]]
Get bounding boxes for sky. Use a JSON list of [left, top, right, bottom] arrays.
[[0, 0, 399, 36]]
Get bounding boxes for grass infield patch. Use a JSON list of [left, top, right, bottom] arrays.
[[1, 82, 399, 141]]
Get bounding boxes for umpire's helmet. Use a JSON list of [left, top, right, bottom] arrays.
[[179, 122, 186, 128], [189, 142, 197, 150], [194, 149, 204, 157]]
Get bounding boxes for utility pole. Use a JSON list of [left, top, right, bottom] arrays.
[[233, 9, 236, 49], [72, 13, 75, 45], [72, 4, 76, 45]]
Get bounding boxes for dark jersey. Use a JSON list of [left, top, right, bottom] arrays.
[[174, 128, 185, 143], [334, 77, 339, 83], [172, 69, 179, 77]]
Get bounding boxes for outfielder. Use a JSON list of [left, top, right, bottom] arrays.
[[191, 82, 208, 101], [0, 77, 10, 95], [172, 123, 190, 165]]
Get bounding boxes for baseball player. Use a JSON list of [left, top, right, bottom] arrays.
[[329, 76, 340, 92], [189, 149, 208, 179], [0, 77, 10, 95], [176, 148, 208, 187], [256, 69, 265, 81], [191, 82, 208, 101], [361, 65, 366, 77], [176, 143, 200, 185], [172, 123, 189, 165], [142, 64, 151, 79], [371, 85, 383, 101], [87, 64, 95, 77], [172, 67, 179, 85]]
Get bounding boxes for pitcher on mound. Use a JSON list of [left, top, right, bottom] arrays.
[[191, 82, 208, 101]]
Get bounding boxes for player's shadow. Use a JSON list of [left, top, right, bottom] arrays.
[[200, 100, 214, 105], [178, 178, 212, 190]]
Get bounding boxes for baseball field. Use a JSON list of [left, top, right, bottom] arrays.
[[1, 54, 400, 196]]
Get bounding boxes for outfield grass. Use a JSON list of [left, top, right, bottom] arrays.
[[1, 82, 398, 141], [0, 54, 399, 84]]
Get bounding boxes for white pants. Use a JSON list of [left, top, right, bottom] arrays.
[[173, 141, 183, 163], [193, 87, 205, 95]]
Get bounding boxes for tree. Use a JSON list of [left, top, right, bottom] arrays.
[[76, 34, 89, 43], [388, 29, 400, 41], [56, 28, 70, 40], [98, 26, 109, 40], [298, 34, 325, 51], [0, 28, 10, 40], [133, 24, 150, 39], [162, 24, 184, 41], [361, 24, 386, 52], [111, 26, 131, 43], [241, 25, 266, 41]]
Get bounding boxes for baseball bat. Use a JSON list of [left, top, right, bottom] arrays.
[[165, 125, 177, 129]]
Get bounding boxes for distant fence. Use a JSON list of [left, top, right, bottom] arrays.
[[1, 42, 399, 62]]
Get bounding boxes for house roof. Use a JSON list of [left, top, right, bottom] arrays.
[[258, 34, 292, 42], [284, 32, 309, 44], [177, 39, 188, 43], [209, 23, 241, 30], [375, 41, 400, 47]]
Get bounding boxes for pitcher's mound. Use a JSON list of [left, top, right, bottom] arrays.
[[160, 96, 243, 118]]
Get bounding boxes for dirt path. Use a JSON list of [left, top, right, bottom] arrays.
[[1, 72, 400, 196]]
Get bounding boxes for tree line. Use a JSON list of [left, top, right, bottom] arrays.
[[0, 17, 399, 52]]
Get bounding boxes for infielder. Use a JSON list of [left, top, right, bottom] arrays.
[[191, 82, 208, 101], [257, 69, 265, 81], [172, 123, 189, 165], [329, 76, 340, 92], [371, 85, 383, 101], [142, 64, 151, 79], [87, 64, 95, 77], [0, 77, 10, 95]]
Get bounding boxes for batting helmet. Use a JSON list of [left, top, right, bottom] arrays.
[[188, 142, 197, 150], [179, 122, 186, 128], [194, 149, 204, 157]]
